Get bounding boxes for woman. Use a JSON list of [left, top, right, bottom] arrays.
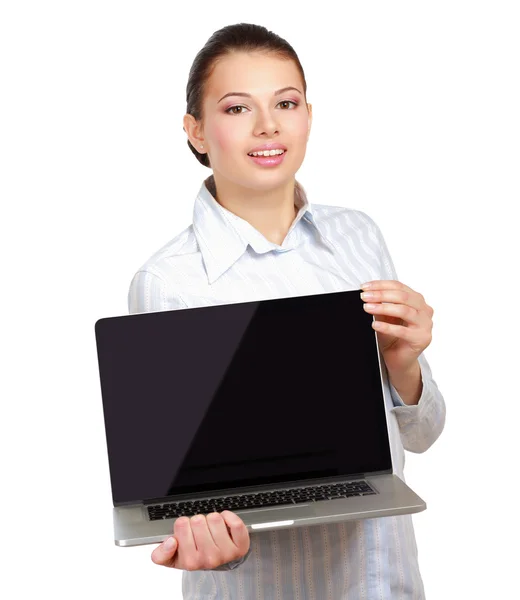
[[128, 22, 446, 600]]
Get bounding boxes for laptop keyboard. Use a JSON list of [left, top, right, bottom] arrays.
[[147, 480, 377, 521]]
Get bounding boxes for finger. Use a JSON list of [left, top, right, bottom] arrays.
[[174, 516, 198, 556], [206, 512, 244, 560], [361, 288, 425, 312], [361, 281, 432, 313], [189, 514, 220, 554], [151, 536, 178, 567], [364, 301, 421, 326], [372, 319, 430, 348], [361, 280, 415, 294], [220, 511, 250, 555], [189, 514, 225, 569]]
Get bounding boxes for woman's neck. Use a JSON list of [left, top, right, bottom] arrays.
[[208, 174, 298, 246]]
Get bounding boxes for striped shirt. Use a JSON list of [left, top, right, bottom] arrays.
[[128, 174, 446, 600]]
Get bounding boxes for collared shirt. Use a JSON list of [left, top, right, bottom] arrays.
[[128, 174, 446, 600]]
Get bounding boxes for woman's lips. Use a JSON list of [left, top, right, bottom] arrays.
[[247, 150, 287, 167]]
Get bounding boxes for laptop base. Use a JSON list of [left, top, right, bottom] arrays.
[[114, 473, 425, 547]]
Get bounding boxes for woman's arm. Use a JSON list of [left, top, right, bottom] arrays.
[[368, 216, 447, 453], [388, 351, 446, 453]]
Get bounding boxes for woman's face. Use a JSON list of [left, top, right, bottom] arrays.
[[185, 51, 312, 193]]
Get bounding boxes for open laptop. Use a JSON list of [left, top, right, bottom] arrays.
[[94, 288, 426, 547]]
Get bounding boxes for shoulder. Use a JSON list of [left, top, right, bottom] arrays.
[[128, 222, 208, 302], [311, 202, 384, 243], [127, 224, 207, 313], [131, 224, 201, 281], [311, 203, 396, 280]]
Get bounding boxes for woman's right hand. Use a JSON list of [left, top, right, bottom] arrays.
[[151, 510, 250, 571]]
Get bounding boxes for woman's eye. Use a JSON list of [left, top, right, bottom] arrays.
[[225, 100, 298, 115], [226, 105, 247, 115], [279, 100, 298, 110]]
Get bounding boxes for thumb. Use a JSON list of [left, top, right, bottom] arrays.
[[152, 536, 178, 566]]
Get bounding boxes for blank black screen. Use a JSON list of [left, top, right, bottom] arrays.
[[95, 289, 392, 506]]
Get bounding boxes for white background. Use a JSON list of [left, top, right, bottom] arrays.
[[1, 1, 519, 598]]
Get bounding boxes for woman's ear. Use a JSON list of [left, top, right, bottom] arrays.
[[183, 113, 204, 149]]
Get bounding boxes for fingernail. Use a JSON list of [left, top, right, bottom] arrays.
[[164, 537, 176, 551], [360, 282, 372, 290]]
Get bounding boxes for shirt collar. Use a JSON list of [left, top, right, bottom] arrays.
[[193, 174, 335, 284]]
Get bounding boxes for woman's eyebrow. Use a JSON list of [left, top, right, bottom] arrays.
[[217, 86, 302, 104]]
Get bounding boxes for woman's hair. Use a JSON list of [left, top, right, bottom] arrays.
[[185, 23, 308, 168]]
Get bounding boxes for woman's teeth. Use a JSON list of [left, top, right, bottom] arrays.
[[248, 149, 286, 157]]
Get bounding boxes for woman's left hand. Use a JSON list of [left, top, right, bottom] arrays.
[[360, 280, 434, 374]]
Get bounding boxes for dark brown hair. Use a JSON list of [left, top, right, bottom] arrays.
[[185, 23, 308, 168]]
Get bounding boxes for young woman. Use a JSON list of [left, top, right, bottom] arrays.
[[128, 22, 446, 600]]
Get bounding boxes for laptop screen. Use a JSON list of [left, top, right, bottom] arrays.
[[95, 289, 392, 506]]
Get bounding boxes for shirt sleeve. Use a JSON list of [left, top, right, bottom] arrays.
[[371, 217, 447, 453], [127, 269, 188, 314], [209, 547, 253, 571]]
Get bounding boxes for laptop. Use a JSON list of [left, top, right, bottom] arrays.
[[94, 288, 426, 547]]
